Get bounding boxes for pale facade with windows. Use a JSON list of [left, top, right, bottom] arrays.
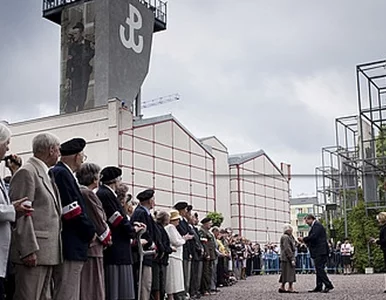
[[290, 196, 319, 237], [229, 152, 291, 244]]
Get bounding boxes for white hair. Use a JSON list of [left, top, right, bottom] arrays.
[[32, 133, 60, 155], [0, 123, 11, 144], [283, 223, 293, 233]]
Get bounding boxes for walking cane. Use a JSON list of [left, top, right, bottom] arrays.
[[137, 227, 156, 300]]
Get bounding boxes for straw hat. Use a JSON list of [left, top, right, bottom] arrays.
[[170, 210, 180, 221]]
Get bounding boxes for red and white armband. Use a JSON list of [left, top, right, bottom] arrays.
[[98, 227, 112, 246], [108, 211, 123, 227], [62, 201, 82, 220], [200, 237, 208, 244]]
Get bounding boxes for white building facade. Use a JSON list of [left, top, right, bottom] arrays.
[[290, 196, 321, 238], [229, 152, 291, 244]]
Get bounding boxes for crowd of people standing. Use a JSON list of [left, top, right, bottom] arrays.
[[5, 122, 384, 299]]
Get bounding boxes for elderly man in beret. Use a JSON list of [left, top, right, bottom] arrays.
[[173, 201, 195, 299], [51, 137, 96, 300], [199, 217, 216, 296], [131, 189, 161, 300]]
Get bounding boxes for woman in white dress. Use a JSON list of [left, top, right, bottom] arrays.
[[165, 210, 193, 300]]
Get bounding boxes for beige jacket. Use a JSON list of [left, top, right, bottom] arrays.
[[9, 157, 62, 265]]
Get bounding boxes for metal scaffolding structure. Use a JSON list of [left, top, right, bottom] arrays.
[[315, 59, 386, 240], [357, 60, 386, 208], [315, 118, 361, 237]]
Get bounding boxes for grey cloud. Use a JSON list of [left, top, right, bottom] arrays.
[[3, 0, 386, 195]]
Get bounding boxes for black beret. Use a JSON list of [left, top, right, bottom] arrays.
[[100, 166, 122, 183], [137, 189, 155, 202], [201, 217, 212, 224], [187, 205, 193, 212], [60, 138, 86, 156], [173, 201, 188, 211]]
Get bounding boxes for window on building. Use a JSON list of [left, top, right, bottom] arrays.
[[308, 207, 313, 214]]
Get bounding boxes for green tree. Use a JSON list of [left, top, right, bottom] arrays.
[[332, 201, 384, 273], [206, 211, 224, 227]]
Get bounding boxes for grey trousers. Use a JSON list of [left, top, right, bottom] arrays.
[[210, 259, 218, 290], [13, 265, 54, 300], [140, 265, 152, 300], [53, 260, 84, 300], [190, 260, 203, 297], [182, 260, 191, 295]]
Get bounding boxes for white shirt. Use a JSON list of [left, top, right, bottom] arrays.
[[34, 157, 49, 175], [341, 243, 352, 256], [61, 161, 78, 182], [103, 184, 117, 198]]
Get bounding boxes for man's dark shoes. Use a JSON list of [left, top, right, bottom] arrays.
[[308, 288, 322, 293], [322, 286, 334, 293]]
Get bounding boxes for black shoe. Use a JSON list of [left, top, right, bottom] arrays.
[[308, 288, 322, 293], [323, 286, 334, 293]]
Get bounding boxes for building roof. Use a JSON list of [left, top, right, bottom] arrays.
[[228, 150, 265, 165], [199, 136, 228, 151], [228, 150, 288, 181], [133, 114, 173, 126], [133, 114, 215, 159], [290, 196, 318, 206]]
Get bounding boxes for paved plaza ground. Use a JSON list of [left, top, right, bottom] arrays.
[[209, 274, 386, 299]]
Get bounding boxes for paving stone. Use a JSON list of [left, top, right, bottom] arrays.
[[208, 274, 386, 300]]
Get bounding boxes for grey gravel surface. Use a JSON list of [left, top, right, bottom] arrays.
[[207, 274, 386, 300]]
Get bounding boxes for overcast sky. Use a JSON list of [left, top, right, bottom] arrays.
[[1, 1, 386, 196]]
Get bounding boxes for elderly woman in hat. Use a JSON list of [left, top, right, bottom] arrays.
[[165, 210, 193, 300], [96, 166, 145, 300], [278, 224, 298, 293], [76, 163, 112, 300]]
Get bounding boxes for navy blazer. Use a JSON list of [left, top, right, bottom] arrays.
[[303, 221, 329, 258], [97, 185, 137, 265], [51, 162, 95, 261], [130, 205, 158, 267], [176, 218, 194, 260], [155, 222, 172, 266]]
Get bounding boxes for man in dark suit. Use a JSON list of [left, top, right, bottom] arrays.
[[131, 189, 158, 300], [173, 201, 194, 298], [189, 212, 204, 299], [51, 137, 96, 300], [298, 214, 334, 293]]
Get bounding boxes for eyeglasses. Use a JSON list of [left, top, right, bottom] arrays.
[[79, 153, 87, 162]]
